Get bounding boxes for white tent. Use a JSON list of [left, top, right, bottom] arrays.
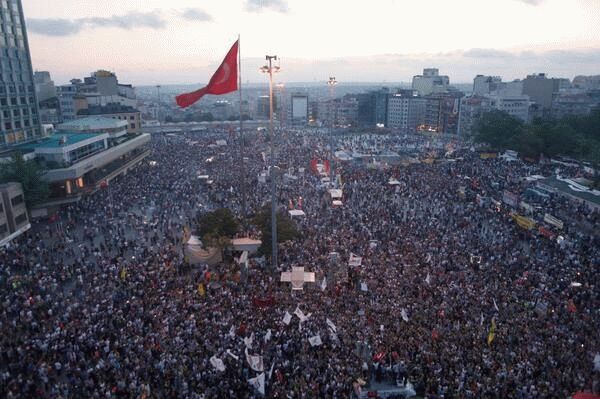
[[216, 139, 227, 146], [332, 200, 343, 207], [388, 178, 401, 186], [328, 189, 343, 199], [288, 209, 306, 217], [187, 235, 203, 246]]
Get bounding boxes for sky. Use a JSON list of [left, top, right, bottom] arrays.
[[23, 0, 600, 86]]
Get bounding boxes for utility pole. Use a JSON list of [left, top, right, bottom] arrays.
[[327, 77, 337, 185], [260, 55, 280, 271]]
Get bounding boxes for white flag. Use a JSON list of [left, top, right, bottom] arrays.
[[480, 313, 484, 326], [210, 355, 226, 372], [326, 318, 337, 334], [248, 372, 265, 395], [245, 349, 264, 372], [493, 298, 499, 312], [594, 353, 600, 371], [360, 282, 368, 292], [401, 308, 409, 322], [425, 273, 431, 285], [226, 349, 239, 361], [308, 335, 323, 347], [264, 329, 272, 343], [294, 306, 310, 322], [268, 362, 275, 380], [244, 333, 254, 349], [282, 311, 292, 325], [320, 276, 327, 291], [228, 325, 235, 338]]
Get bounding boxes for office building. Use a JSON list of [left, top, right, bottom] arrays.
[[457, 96, 492, 137], [291, 94, 308, 125], [487, 94, 531, 122], [357, 88, 389, 127], [0, 0, 41, 146], [423, 92, 463, 134], [0, 182, 30, 246], [77, 103, 142, 134], [34, 71, 57, 103], [522, 73, 562, 110], [387, 90, 426, 133], [412, 68, 449, 96], [10, 117, 150, 206]]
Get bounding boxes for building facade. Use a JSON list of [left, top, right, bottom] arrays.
[[0, 182, 30, 246], [457, 96, 491, 137], [0, 0, 41, 147], [77, 103, 142, 134], [522, 73, 562, 110], [290, 94, 309, 126], [387, 90, 426, 133], [412, 68, 449, 96]]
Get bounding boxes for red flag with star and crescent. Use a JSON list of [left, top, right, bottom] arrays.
[[176, 40, 239, 108]]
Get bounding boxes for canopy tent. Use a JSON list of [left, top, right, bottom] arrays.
[[288, 209, 306, 217], [231, 238, 262, 253], [332, 200, 343, 207], [328, 189, 343, 199], [215, 139, 227, 146], [388, 178, 401, 186], [187, 235, 203, 246]]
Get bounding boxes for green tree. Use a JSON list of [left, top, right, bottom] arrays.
[[0, 152, 49, 208], [253, 205, 299, 257], [473, 110, 524, 150], [196, 208, 239, 239]]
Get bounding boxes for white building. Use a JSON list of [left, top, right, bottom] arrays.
[[412, 68, 449, 96], [387, 90, 426, 132], [487, 94, 531, 122]]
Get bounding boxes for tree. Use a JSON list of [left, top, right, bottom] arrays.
[[253, 205, 299, 257], [0, 152, 49, 208], [473, 110, 524, 150], [196, 208, 239, 239]]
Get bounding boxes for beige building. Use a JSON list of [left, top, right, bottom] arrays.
[[0, 182, 30, 246]]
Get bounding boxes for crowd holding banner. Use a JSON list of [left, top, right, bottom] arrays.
[[0, 128, 598, 398]]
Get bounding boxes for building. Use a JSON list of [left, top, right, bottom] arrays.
[[423, 92, 463, 134], [357, 88, 389, 127], [318, 95, 359, 127], [38, 97, 61, 125], [457, 96, 492, 137], [412, 68, 449, 96], [34, 71, 57, 103], [551, 92, 600, 119], [522, 73, 562, 110], [0, 0, 41, 146], [256, 95, 274, 120], [473, 75, 503, 96], [290, 94, 308, 125], [572, 75, 600, 91], [487, 93, 531, 122], [12, 117, 150, 206], [386, 90, 426, 133], [0, 182, 30, 246], [77, 103, 142, 134]]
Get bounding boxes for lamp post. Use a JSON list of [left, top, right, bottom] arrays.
[[260, 55, 280, 271], [327, 77, 337, 185]]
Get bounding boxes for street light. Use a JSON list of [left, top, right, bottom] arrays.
[[327, 77, 337, 185], [260, 55, 280, 271]]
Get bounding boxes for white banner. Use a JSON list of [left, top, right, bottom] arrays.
[[210, 355, 226, 372], [282, 311, 292, 325], [544, 213, 564, 229], [309, 335, 323, 347]]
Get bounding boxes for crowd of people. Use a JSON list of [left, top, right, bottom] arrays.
[[0, 128, 598, 398]]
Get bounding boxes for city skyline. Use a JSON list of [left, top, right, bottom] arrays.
[[23, 0, 600, 86]]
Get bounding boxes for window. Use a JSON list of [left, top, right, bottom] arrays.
[[130, 115, 135, 120], [130, 123, 135, 129], [15, 212, 27, 225], [10, 194, 23, 206]]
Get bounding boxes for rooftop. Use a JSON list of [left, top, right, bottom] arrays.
[[15, 133, 102, 150], [78, 103, 139, 116], [58, 116, 128, 131]]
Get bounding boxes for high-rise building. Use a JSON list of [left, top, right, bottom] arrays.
[[386, 90, 426, 133], [522, 73, 562, 110], [423, 92, 463, 134], [290, 94, 308, 126], [357, 88, 389, 127], [0, 0, 41, 147], [0, 182, 30, 246], [473, 75, 503, 96], [34, 71, 57, 103], [412, 68, 449, 96], [457, 96, 492, 137]]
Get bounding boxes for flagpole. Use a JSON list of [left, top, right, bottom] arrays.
[[238, 34, 247, 223]]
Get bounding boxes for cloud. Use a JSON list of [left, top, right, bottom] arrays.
[[27, 9, 213, 37], [513, 0, 544, 5], [180, 8, 213, 22], [245, 0, 290, 13], [27, 18, 82, 37], [463, 48, 512, 58]]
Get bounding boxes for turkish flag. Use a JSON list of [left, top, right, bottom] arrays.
[[176, 40, 239, 108]]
